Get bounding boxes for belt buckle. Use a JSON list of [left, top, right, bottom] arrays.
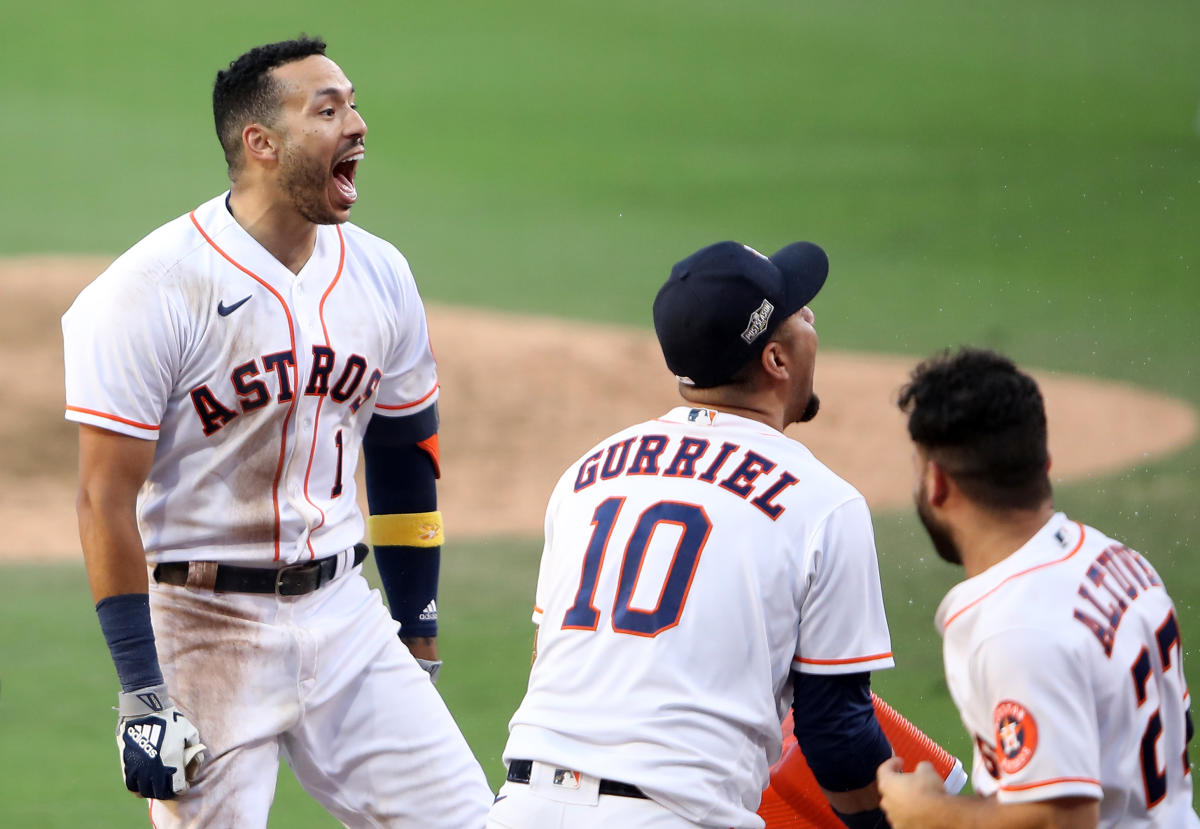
[[275, 563, 313, 596]]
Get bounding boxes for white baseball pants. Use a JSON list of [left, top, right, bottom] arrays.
[[145, 563, 491, 828]]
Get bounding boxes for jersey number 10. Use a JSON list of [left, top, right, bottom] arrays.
[[561, 498, 712, 637]]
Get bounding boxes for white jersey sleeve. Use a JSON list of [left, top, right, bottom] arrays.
[[794, 495, 894, 675], [530, 466, 574, 626], [967, 628, 1103, 803], [364, 243, 438, 417], [63, 262, 183, 440]]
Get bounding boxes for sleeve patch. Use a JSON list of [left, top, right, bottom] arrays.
[[994, 699, 1039, 774]]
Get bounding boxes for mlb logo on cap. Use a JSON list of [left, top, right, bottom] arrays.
[[652, 240, 829, 388]]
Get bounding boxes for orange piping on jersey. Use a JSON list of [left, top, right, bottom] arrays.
[[998, 776, 1100, 792], [794, 651, 894, 666], [66, 405, 160, 431], [533, 604, 543, 614], [298, 226, 346, 557], [191, 210, 298, 562], [376, 380, 439, 411], [942, 522, 1087, 631]]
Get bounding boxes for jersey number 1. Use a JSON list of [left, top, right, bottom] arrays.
[[561, 497, 711, 637]]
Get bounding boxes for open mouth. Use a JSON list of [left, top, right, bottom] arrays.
[[332, 151, 363, 205]]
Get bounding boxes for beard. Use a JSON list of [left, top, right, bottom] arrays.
[[798, 392, 820, 423], [915, 483, 962, 565], [278, 142, 342, 225]]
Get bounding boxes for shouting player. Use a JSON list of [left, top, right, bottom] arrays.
[[878, 348, 1198, 828], [62, 36, 491, 827], [488, 241, 896, 829]]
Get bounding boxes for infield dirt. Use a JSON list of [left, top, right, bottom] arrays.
[[4, 255, 1196, 561]]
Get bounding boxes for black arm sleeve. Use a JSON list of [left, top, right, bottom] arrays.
[[363, 410, 440, 638], [792, 669, 892, 792]]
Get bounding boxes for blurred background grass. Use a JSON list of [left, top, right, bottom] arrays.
[[1, 0, 1197, 824]]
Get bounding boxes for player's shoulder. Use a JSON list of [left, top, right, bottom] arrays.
[[547, 418, 656, 497], [67, 200, 218, 314], [937, 514, 1133, 635], [750, 427, 866, 517], [338, 221, 411, 269]]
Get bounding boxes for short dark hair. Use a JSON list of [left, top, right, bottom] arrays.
[[212, 35, 328, 171], [898, 347, 1051, 510]]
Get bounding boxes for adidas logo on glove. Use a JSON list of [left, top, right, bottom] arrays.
[[126, 721, 164, 759]]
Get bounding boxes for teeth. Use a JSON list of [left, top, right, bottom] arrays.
[[343, 152, 364, 163]]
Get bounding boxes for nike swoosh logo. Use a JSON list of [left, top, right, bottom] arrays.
[[217, 295, 252, 316]]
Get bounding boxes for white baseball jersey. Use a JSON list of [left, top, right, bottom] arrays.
[[937, 513, 1198, 826], [62, 192, 493, 827], [62, 192, 438, 564], [503, 406, 894, 829]]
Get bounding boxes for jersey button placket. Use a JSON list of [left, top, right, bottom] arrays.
[[284, 279, 322, 549]]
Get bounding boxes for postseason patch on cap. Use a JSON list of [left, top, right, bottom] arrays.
[[993, 700, 1038, 774], [740, 299, 774, 344]]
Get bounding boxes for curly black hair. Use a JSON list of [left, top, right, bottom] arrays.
[[898, 347, 1051, 510], [212, 35, 328, 172]]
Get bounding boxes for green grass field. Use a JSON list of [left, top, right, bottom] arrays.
[[2, 0, 1198, 824]]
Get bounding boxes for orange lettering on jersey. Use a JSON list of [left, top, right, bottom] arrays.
[[993, 700, 1038, 774]]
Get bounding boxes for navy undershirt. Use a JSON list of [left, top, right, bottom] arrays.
[[791, 670, 893, 792]]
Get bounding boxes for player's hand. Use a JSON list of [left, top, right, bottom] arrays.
[[115, 684, 206, 799], [415, 657, 443, 684], [876, 758, 945, 829], [402, 635, 442, 684]]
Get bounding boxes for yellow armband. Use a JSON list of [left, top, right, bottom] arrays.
[[368, 511, 444, 548]]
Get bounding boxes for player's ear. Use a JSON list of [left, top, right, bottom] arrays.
[[760, 340, 787, 381], [926, 458, 951, 507], [242, 123, 280, 165]]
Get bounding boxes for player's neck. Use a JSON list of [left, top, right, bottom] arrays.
[[712, 403, 785, 433], [227, 188, 318, 275], [957, 501, 1056, 578]]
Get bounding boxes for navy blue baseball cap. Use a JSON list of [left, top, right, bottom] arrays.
[[652, 240, 829, 388]]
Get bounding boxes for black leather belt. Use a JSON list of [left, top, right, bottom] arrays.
[[506, 759, 648, 799], [153, 543, 369, 596]]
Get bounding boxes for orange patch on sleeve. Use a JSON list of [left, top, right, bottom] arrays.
[[418, 433, 441, 479]]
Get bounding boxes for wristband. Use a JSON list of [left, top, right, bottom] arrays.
[[96, 593, 164, 692]]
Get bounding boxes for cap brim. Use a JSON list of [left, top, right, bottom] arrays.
[[770, 241, 829, 314]]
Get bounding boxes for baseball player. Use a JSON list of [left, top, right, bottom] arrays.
[[877, 348, 1198, 828], [61, 36, 492, 827], [488, 241, 897, 829]]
